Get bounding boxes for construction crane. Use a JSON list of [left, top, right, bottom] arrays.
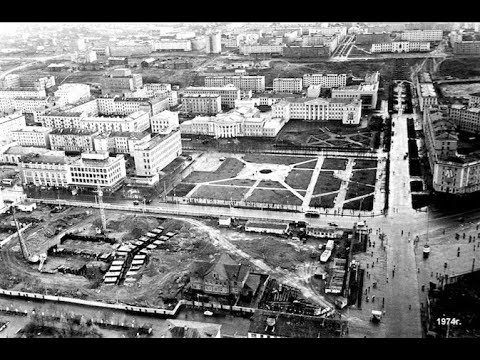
[[12, 207, 40, 264], [96, 184, 107, 234]]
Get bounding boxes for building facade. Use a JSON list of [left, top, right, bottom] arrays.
[[204, 75, 265, 92], [183, 85, 241, 108], [0, 112, 26, 140], [12, 126, 52, 148], [181, 94, 222, 115], [49, 128, 100, 153], [19, 152, 72, 187], [150, 110, 179, 134], [400, 30, 443, 42], [273, 78, 303, 93], [302, 73, 347, 88]]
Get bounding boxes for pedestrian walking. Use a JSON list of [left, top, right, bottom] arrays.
[[368, 286, 370, 293], [408, 232, 410, 237], [372, 262, 374, 268], [377, 257, 379, 263], [401, 230, 403, 236], [392, 270, 395, 278], [367, 264, 369, 269], [409, 304, 411, 310]]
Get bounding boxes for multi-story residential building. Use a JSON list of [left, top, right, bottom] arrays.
[[0, 112, 26, 140], [183, 85, 241, 108], [272, 97, 362, 125], [190, 253, 250, 296], [400, 30, 443, 42], [101, 68, 143, 95], [19, 152, 73, 187], [302, 73, 347, 88], [108, 44, 152, 57], [93, 131, 151, 156], [453, 40, 480, 55], [206, 33, 222, 54], [308, 26, 347, 37], [12, 126, 52, 148], [37, 112, 84, 129], [204, 75, 265, 92], [331, 71, 379, 109], [180, 107, 287, 138], [81, 110, 150, 133], [54, 84, 91, 107], [273, 78, 303, 93], [150, 110, 179, 134], [68, 151, 126, 191], [0, 74, 55, 90], [469, 93, 480, 108], [240, 44, 284, 55], [97, 96, 169, 116], [49, 128, 100, 153], [181, 94, 222, 115], [0, 97, 52, 113], [144, 83, 171, 92], [152, 39, 192, 52], [0, 88, 47, 99], [449, 104, 480, 134], [107, 57, 129, 66], [132, 130, 182, 178], [371, 41, 431, 53], [422, 107, 480, 194], [250, 93, 304, 106], [417, 82, 438, 111]]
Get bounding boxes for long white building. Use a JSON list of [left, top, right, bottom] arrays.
[[273, 78, 303, 93], [400, 29, 443, 42], [181, 94, 222, 115], [272, 97, 362, 125], [183, 85, 241, 108], [150, 110, 179, 134], [302, 74, 347, 88], [54, 84, 91, 107], [204, 75, 265, 92], [0, 113, 26, 141], [49, 128, 100, 153], [371, 41, 431, 53], [19, 152, 73, 187], [12, 126, 52, 148]]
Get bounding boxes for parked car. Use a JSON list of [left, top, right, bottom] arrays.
[[133, 200, 140, 206]]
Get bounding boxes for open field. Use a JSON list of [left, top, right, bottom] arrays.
[[439, 83, 480, 98], [284, 170, 313, 190], [353, 159, 377, 170], [350, 169, 377, 186], [246, 189, 302, 205], [183, 158, 245, 183], [321, 158, 348, 171], [312, 172, 343, 196], [258, 180, 288, 189], [438, 57, 480, 79], [345, 183, 375, 200], [214, 179, 257, 187], [191, 185, 249, 201], [293, 160, 317, 169], [343, 195, 374, 211], [309, 193, 338, 209]]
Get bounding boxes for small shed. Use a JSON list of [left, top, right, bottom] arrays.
[[218, 217, 232, 227], [17, 201, 36, 212]]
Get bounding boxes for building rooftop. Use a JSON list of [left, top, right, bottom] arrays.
[[108, 130, 150, 139], [248, 310, 347, 338], [50, 128, 99, 136], [246, 221, 288, 230], [12, 126, 52, 134], [20, 153, 71, 165], [252, 92, 303, 99], [164, 320, 221, 338]]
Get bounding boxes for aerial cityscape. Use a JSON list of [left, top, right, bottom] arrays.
[[0, 21, 480, 339]]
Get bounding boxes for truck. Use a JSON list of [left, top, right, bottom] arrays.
[[325, 240, 335, 251], [320, 250, 332, 263]]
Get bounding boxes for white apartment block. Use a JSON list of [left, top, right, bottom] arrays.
[[273, 78, 303, 93], [302, 74, 347, 88], [183, 85, 241, 108], [81, 110, 150, 133], [12, 126, 52, 148], [144, 83, 172, 92], [0, 112, 26, 141], [308, 26, 347, 37], [401, 30, 443, 42], [417, 83, 438, 111], [181, 94, 222, 115], [204, 75, 265, 92], [180, 107, 286, 138], [272, 98, 362, 125], [0, 88, 46, 99], [133, 130, 182, 177], [49, 128, 100, 152], [152, 40, 192, 52], [331, 83, 379, 109], [69, 152, 126, 190], [54, 84, 91, 107], [93, 131, 151, 156], [371, 41, 431, 53], [0, 97, 51, 113], [37, 112, 84, 129], [19, 152, 73, 187], [240, 44, 284, 55], [150, 110, 179, 134]]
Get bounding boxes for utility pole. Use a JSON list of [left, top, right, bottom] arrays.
[[97, 184, 107, 233]]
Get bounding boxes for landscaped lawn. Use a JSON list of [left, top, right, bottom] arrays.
[[213, 179, 257, 187], [183, 157, 245, 183], [350, 169, 377, 186], [168, 183, 196, 197], [410, 180, 424, 192], [246, 189, 303, 206], [258, 180, 287, 189], [284, 170, 313, 190], [312, 171, 343, 196], [345, 182, 375, 200], [353, 159, 377, 170], [243, 154, 314, 165], [191, 185, 249, 201], [343, 195, 374, 211], [321, 158, 348, 171], [309, 192, 338, 208]]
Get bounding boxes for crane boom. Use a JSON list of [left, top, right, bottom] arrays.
[[97, 184, 107, 233]]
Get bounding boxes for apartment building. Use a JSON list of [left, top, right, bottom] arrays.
[[183, 85, 241, 108], [97, 96, 169, 116], [204, 75, 265, 92], [49, 128, 100, 152], [449, 104, 480, 134], [0, 97, 52, 113], [273, 78, 303, 93], [0, 112, 26, 140], [453, 41, 480, 55], [272, 97, 362, 125], [371, 41, 431, 53], [19, 152, 73, 187], [54, 84, 91, 107], [12, 126, 52, 148], [37, 112, 84, 129], [81, 110, 150, 133], [132, 130, 182, 178], [152, 39, 192, 52], [469, 93, 480, 108], [251, 92, 303, 106], [423, 107, 480, 194], [302, 73, 347, 88], [0, 74, 55, 90], [93, 131, 151, 156], [400, 29, 443, 42], [101, 68, 143, 95], [308, 26, 347, 37], [0, 88, 46, 99], [240, 44, 284, 55], [181, 94, 222, 115], [417, 82, 438, 111], [150, 110, 179, 134], [68, 152, 126, 190]]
